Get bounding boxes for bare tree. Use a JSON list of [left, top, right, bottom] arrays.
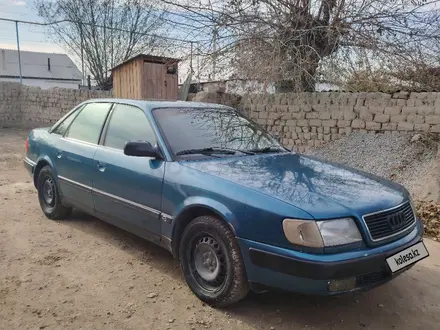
[[340, 52, 440, 92], [36, 0, 167, 89], [162, 0, 440, 92]]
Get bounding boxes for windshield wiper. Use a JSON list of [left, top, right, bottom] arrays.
[[176, 147, 237, 156], [246, 146, 286, 154], [219, 147, 255, 155]]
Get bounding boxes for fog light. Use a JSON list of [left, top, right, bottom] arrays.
[[328, 278, 356, 292]]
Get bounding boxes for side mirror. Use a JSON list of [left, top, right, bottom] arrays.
[[123, 141, 163, 159]]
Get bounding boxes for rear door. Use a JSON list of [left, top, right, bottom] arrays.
[[92, 103, 165, 241], [55, 102, 112, 212]]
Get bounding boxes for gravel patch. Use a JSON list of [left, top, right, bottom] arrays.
[[306, 131, 439, 201], [306, 131, 440, 238]]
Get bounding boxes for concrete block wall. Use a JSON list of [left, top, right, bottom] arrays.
[[0, 82, 22, 126], [239, 91, 440, 152], [0, 82, 112, 128], [2, 82, 440, 151]]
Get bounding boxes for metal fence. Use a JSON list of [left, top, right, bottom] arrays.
[[0, 17, 202, 88]]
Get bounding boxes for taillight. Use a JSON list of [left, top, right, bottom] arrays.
[[25, 137, 29, 153]]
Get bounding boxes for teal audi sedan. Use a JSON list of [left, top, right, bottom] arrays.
[[24, 99, 429, 307]]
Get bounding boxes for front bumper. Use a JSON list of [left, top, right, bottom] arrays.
[[239, 220, 424, 295]]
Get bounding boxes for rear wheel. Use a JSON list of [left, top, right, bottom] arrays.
[[179, 215, 249, 307], [37, 165, 72, 220]]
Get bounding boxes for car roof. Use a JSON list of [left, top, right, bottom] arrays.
[[84, 98, 233, 112]]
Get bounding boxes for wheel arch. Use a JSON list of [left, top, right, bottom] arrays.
[[171, 202, 237, 258], [33, 158, 53, 188]]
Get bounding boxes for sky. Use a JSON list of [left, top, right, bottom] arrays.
[[0, 0, 64, 53], [0, 0, 206, 83], [2, 0, 440, 85], [2, 0, 440, 54]]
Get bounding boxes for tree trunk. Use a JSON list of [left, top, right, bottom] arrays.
[[276, 55, 319, 92]]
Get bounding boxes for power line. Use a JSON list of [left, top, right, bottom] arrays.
[[0, 17, 197, 44], [0, 16, 223, 44], [0, 15, 206, 87]]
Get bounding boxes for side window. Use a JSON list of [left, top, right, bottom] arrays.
[[66, 103, 111, 144], [104, 104, 156, 150], [51, 106, 82, 135]]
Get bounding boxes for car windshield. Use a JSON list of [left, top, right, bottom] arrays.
[[153, 107, 285, 157]]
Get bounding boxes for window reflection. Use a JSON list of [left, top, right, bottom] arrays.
[[153, 107, 281, 155]]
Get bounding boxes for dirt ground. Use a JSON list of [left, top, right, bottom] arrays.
[[1, 128, 440, 330]]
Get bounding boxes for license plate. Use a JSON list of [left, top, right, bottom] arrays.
[[386, 242, 429, 273]]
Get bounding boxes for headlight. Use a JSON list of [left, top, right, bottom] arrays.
[[282, 218, 324, 248], [316, 218, 363, 246], [283, 218, 362, 248]]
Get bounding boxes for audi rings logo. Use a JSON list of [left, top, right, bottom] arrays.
[[387, 211, 405, 230]]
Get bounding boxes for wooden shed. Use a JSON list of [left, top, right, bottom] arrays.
[[111, 54, 180, 100]]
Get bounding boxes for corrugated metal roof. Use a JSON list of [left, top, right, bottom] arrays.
[[0, 48, 82, 80]]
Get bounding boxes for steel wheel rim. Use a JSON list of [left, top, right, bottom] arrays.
[[42, 177, 55, 207], [190, 235, 227, 291]]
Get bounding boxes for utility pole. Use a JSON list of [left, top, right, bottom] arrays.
[[190, 41, 194, 74], [80, 22, 85, 86], [212, 24, 217, 81], [15, 21, 22, 84], [110, 0, 114, 68], [197, 42, 201, 91]]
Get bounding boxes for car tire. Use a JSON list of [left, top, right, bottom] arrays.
[[37, 165, 72, 220], [179, 215, 249, 307]]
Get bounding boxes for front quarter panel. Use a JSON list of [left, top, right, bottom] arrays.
[[161, 161, 314, 249], [161, 162, 246, 238]]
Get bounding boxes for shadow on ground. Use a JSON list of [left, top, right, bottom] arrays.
[[60, 210, 438, 330], [62, 209, 180, 278]]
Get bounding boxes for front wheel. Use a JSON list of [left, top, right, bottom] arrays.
[[179, 215, 249, 307], [37, 165, 72, 220]]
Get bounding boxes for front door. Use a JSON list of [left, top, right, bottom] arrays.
[[92, 103, 164, 241], [54, 102, 112, 211]]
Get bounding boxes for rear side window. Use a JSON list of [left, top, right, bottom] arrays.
[[51, 106, 82, 135], [104, 104, 156, 150], [66, 103, 111, 144]]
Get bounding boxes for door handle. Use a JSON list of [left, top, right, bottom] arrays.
[[97, 161, 106, 172]]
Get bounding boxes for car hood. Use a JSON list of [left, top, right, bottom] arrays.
[[181, 153, 408, 219]]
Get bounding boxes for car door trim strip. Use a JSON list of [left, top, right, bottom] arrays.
[[58, 175, 92, 192], [93, 187, 160, 215], [57, 175, 172, 220]]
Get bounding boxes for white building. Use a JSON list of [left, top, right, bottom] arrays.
[[0, 49, 82, 89], [185, 79, 342, 96]]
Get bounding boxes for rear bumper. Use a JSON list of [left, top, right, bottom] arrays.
[[23, 157, 36, 176], [239, 219, 424, 295]]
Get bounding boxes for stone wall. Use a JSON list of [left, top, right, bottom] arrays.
[[0, 82, 112, 128], [238, 91, 440, 151], [2, 81, 440, 151]]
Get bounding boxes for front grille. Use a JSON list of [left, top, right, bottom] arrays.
[[363, 201, 416, 241]]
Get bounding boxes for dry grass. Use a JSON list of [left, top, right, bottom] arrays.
[[415, 200, 440, 241]]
